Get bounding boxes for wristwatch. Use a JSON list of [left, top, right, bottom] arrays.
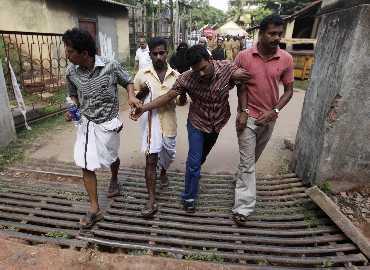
[[240, 108, 249, 114], [273, 108, 280, 114]]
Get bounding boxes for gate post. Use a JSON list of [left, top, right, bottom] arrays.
[[293, 0, 370, 186], [0, 59, 16, 147]]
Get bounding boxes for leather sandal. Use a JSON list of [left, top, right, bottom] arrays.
[[141, 203, 158, 219], [232, 213, 248, 226], [79, 210, 104, 229]]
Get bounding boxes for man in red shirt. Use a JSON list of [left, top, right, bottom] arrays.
[[232, 15, 294, 225]]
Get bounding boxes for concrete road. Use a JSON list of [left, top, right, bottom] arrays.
[[30, 88, 305, 176]]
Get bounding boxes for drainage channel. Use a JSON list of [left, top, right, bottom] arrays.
[[0, 160, 368, 269]]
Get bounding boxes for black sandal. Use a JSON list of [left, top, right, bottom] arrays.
[[232, 213, 248, 226], [79, 210, 104, 229], [159, 175, 169, 188], [107, 182, 121, 198], [141, 203, 158, 218]]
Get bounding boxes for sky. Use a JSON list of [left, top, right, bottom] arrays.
[[209, 0, 229, 12]]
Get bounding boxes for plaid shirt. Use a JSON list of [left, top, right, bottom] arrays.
[[173, 60, 238, 133]]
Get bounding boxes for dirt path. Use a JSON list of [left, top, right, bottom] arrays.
[[29, 88, 305, 176], [0, 237, 248, 270]]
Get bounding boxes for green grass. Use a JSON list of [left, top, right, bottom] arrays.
[[294, 79, 310, 91], [319, 180, 332, 195], [184, 248, 224, 263], [278, 158, 291, 175], [0, 114, 64, 170], [44, 231, 71, 239], [303, 210, 320, 229]]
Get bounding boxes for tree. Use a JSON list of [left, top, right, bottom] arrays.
[[233, 0, 313, 26], [255, 0, 313, 15], [188, 0, 226, 28]]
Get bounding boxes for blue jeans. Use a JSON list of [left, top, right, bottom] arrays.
[[181, 121, 219, 201]]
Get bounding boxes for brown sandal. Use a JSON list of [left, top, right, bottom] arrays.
[[79, 211, 104, 229], [107, 183, 121, 198], [232, 213, 248, 226], [141, 203, 158, 219]]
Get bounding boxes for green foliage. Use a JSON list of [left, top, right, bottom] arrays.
[[44, 231, 70, 239], [227, 0, 313, 26], [319, 180, 332, 195], [0, 114, 64, 170], [189, 0, 226, 28], [303, 210, 319, 228], [184, 248, 224, 263], [278, 158, 291, 175], [257, 258, 270, 265], [128, 249, 151, 256], [321, 258, 334, 268], [258, 0, 313, 15], [56, 190, 86, 201], [0, 224, 16, 231], [249, 7, 273, 25]]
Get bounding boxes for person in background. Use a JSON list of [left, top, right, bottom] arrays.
[[224, 35, 233, 60], [232, 15, 294, 226], [207, 35, 217, 51], [244, 34, 254, 49], [198, 36, 212, 56], [231, 36, 241, 60], [170, 42, 190, 74], [239, 36, 246, 51], [211, 37, 226, 60], [134, 38, 152, 72]]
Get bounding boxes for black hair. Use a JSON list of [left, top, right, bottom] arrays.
[[62, 28, 96, 57], [177, 42, 188, 51], [185, 45, 210, 66], [148, 37, 168, 52], [259, 15, 284, 32]]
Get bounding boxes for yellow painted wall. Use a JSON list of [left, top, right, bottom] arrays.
[[116, 17, 130, 63], [0, 0, 129, 61], [0, 0, 75, 33]]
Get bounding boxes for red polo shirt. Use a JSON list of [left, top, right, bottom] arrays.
[[234, 45, 294, 118]]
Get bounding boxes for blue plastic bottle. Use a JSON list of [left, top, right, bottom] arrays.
[[66, 97, 81, 126]]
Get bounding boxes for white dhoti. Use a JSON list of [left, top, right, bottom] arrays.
[[74, 116, 122, 171], [139, 107, 176, 171]]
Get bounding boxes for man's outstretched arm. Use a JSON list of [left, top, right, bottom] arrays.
[[130, 89, 179, 121]]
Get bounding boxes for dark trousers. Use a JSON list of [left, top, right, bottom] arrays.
[[181, 121, 219, 201]]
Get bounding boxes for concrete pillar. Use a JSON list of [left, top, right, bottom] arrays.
[[293, 0, 370, 186], [0, 60, 16, 146]]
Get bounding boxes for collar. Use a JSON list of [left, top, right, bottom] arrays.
[[75, 55, 105, 71], [212, 60, 222, 79], [251, 43, 281, 60], [143, 64, 176, 80], [138, 46, 149, 52]]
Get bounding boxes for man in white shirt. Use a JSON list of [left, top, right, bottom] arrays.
[[134, 38, 152, 71]]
